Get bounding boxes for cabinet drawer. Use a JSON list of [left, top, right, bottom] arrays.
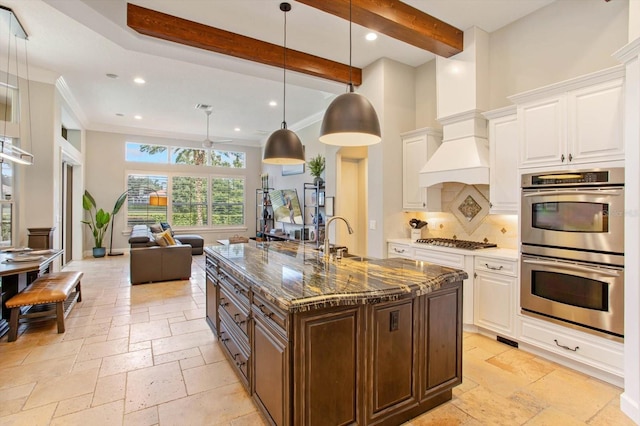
[[414, 248, 464, 269], [219, 285, 250, 337], [474, 256, 517, 277], [519, 317, 623, 377], [253, 292, 288, 338], [388, 243, 414, 259], [218, 267, 250, 308], [219, 318, 250, 385]]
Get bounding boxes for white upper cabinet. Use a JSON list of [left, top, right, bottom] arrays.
[[484, 106, 518, 214], [510, 66, 624, 169], [401, 128, 442, 211]]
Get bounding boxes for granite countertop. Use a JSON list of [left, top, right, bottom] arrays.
[[205, 241, 468, 313]]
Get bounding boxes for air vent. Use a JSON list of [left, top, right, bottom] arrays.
[[195, 104, 212, 111]]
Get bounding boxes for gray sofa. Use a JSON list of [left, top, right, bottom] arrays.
[[128, 225, 197, 284], [130, 245, 192, 284], [128, 225, 204, 255]]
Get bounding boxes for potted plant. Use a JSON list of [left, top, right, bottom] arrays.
[[308, 154, 325, 187], [82, 190, 111, 258]]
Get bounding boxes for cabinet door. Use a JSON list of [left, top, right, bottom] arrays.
[[294, 307, 361, 426], [474, 272, 515, 337], [402, 131, 442, 211], [205, 276, 219, 335], [568, 78, 624, 164], [519, 97, 566, 168], [367, 299, 417, 421], [253, 317, 290, 426], [488, 113, 518, 214], [421, 285, 462, 399]]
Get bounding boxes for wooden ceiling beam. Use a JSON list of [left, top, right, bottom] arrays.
[[295, 0, 464, 58], [127, 3, 361, 86]]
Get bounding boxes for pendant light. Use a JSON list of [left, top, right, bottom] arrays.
[[319, 0, 381, 146], [0, 6, 34, 165], [263, 2, 305, 165]]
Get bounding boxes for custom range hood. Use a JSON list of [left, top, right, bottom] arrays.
[[419, 27, 490, 187], [419, 112, 489, 187]]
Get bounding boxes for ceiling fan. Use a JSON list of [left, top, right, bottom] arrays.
[[201, 108, 232, 148]]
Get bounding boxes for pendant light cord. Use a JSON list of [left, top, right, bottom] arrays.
[[348, 0, 354, 93], [2, 19, 11, 149], [24, 33, 34, 157], [282, 7, 287, 129]]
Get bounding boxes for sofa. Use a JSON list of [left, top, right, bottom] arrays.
[[128, 224, 204, 255], [130, 245, 192, 284]]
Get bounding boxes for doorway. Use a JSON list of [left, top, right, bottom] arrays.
[[336, 148, 368, 256], [62, 162, 73, 265]]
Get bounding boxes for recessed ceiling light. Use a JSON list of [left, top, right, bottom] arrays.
[[365, 32, 377, 41], [269, 101, 277, 107], [115, 113, 124, 117], [234, 127, 241, 132], [134, 115, 142, 120], [134, 77, 146, 84], [106, 73, 119, 79]]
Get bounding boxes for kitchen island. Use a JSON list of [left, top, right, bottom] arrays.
[[205, 241, 467, 426]]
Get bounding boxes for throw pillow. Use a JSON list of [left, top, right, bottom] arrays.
[[154, 229, 176, 246], [160, 222, 174, 236], [149, 223, 163, 233]]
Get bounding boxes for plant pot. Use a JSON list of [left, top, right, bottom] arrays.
[[92, 247, 106, 258], [313, 176, 324, 187]]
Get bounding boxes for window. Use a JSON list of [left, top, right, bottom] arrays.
[[172, 148, 207, 165], [0, 161, 13, 246], [125, 173, 245, 228], [172, 176, 208, 226], [125, 143, 168, 163], [126, 142, 246, 169], [211, 177, 245, 226], [211, 150, 246, 168], [126, 174, 168, 225]]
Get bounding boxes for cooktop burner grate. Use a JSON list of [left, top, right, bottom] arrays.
[[415, 238, 497, 250]]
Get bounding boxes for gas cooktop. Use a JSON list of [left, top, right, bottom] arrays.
[[415, 238, 497, 250]]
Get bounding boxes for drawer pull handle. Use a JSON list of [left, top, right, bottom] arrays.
[[234, 313, 246, 326], [220, 337, 229, 343], [394, 248, 405, 253], [219, 298, 229, 308], [236, 361, 246, 368], [554, 339, 579, 352], [485, 264, 504, 271], [257, 304, 274, 318]]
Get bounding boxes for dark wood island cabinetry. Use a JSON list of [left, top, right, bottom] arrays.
[[205, 241, 466, 426]]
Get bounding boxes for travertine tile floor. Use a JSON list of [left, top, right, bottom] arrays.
[[0, 255, 634, 425]]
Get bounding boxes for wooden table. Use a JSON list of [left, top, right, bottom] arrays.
[[0, 249, 63, 337]]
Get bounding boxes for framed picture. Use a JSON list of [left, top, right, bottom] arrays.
[[325, 196, 334, 217], [282, 163, 304, 176]]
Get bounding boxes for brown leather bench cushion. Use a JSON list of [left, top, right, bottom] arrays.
[[6, 271, 84, 308]]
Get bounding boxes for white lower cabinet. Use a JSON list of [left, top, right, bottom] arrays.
[[473, 256, 517, 338], [518, 315, 623, 386], [414, 247, 474, 326], [387, 242, 414, 259]]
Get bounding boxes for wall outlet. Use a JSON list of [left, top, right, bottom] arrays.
[[369, 220, 376, 230]]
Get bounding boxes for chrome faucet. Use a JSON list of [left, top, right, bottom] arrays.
[[323, 216, 354, 260]]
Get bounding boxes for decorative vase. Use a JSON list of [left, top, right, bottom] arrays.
[[313, 176, 324, 187], [92, 247, 106, 258]]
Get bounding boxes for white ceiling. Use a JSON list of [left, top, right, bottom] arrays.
[[0, 0, 555, 148]]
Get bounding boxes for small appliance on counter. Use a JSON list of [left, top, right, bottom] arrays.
[[409, 218, 428, 242]]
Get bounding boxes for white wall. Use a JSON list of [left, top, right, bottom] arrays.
[[415, 60, 439, 129], [488, 0, 628, 109], [85, 131, 261, 253]]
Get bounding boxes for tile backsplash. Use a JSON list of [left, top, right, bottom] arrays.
[[404, 183, 518, 249]]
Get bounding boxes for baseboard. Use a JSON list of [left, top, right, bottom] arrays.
[[620, 392, 640, 424]]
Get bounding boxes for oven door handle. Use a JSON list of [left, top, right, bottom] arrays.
[[522, 190, 622, 197], [522, 259, 621, 276]]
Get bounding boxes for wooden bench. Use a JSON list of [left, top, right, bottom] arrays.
[[5, 271, 83, 342]]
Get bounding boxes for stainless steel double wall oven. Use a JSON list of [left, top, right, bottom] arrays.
[[520, 168, 624, 340]]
